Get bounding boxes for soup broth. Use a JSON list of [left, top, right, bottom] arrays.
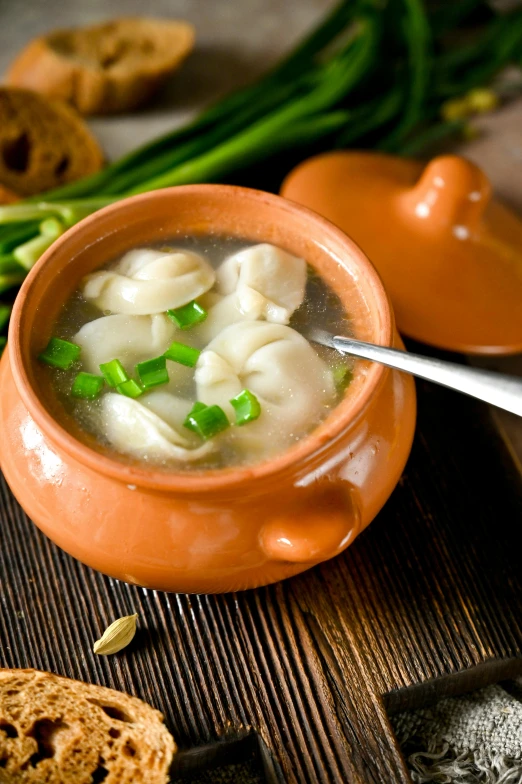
[[40, 236, 355, 470]]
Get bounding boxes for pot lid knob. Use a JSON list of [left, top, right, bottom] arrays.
[[401, 155, 491, 237]]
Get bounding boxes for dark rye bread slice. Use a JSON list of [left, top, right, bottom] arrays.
[[6, 17, 195, 115], [0, 184, 20, 204], [0, 668, 175, 783], [0, 88, 103, 197]]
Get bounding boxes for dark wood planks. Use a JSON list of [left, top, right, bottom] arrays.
[[1, 376, 522, 783]]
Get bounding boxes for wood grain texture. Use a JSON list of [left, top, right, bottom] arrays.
[[1, 373, 521, 783]]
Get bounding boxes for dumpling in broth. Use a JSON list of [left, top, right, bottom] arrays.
[[215, 243, 306, 325], [141, 390, 196, 433], [193, 292, 257, 344], [81, 248, 215, 315], [195, 321, 335, 457], [74, 313, 196, 396], [100, 392, 214, 463], [74, 314, 175, 372]]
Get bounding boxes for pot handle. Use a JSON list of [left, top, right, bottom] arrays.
[[259, 482, 360, 564]]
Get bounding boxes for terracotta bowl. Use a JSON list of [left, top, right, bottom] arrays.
[[0, 186, 416, 593]]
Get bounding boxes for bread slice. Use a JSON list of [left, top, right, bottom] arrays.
[[0, 88, 103, 197], [0, 184, 20, 205], [6, 17, 195, 115], [0, 668, 175, 783]]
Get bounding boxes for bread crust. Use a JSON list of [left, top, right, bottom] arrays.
[[7, 17, 195, 114], [0, 668, 175, 783], [0, 87, 103, 196], [0, 184, 20, 204]]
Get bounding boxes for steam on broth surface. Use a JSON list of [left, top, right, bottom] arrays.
[[40, 236, 355, 470]]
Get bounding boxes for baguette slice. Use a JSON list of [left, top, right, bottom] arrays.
[[6, 17, 195, 115], [0, 88, 103, 197], [0, 668, 175, 783]]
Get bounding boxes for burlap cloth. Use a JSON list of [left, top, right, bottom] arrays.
[[392, 681, 522, 783], [174, 680, 522, 783]]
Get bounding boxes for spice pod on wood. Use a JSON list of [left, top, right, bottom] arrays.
[[281, 152, 522, 355]]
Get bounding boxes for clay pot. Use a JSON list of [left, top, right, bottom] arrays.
[[0, 186, 416, 593]]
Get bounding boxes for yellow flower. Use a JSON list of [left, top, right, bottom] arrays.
[[461, 124, 481, 141], [441, 98, 470, 122], [466, 88, 499, 114]]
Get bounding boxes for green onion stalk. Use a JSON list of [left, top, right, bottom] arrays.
[[1, 0, 522, 350]]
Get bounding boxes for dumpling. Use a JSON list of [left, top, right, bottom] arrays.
[[196, 321, 335, 423], [215, 243, 306, 324], [81, 248, 215, 315], [141, 390, 199, 440], [99, 392, 213, 463], [74, 314, 176, 373], [193, 293, 257, 344], [195, 321, 335, 457], [193, 244, 307, 343], [74, 313, 197, 396]]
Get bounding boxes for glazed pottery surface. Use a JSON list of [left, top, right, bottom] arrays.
[[0, 186, 416, 593], [281, 152, 522, 355]]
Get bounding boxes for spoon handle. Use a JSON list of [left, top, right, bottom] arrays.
[[330, 335, 522, 417]]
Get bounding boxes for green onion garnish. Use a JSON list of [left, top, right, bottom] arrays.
[[136, 356, 169, 389], [164, 341, 201, 368], [71, 372, 104, 400], [38, 337, 81, 370], [14, 217, 64, 271], [333, 363, 353, 393], [167, 300, 207, 330], [183, 402, 208, 434], [0, 336, 6, 354], [117, 379, 143, 399], [184, 403, 229, 440], [230, 389, 261, 426], [99, 359, 129, 388], [0, 304, 11, 332]]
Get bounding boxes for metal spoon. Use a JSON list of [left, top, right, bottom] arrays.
[[307, 328, 522, 417]]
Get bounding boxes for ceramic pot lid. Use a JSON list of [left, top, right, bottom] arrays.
[[281, 152, 522, 355]]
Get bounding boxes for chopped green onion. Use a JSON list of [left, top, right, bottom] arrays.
[[333, 362, 353, 393], [13, 218, 64, 271], [183, 401, 208, 433], [38, 337, 81, 370], [164, 341, 201, 367], [71, 372, 104, 400], [0, 304, 11, 332], [185, 403, 229, 440], [167, 300, 207, 330], [0, 336, 6, 354], [0, 272, 25, 295], [0, 204, 64, 224], [117, 379, 143, 399], [230, 389, 261, 426], [0, 199, 116, 227], [0, 254, 23, 274], [99, 359, 129, 388], [0, 224, 40, 255], [136, 356, 169, 389]]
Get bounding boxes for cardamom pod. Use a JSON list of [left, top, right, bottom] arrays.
[[93, 613, 138, 656]]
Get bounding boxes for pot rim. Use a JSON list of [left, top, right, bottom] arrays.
[[9, 185, 393, 494]]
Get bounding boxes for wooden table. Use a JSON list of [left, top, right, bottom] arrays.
[[1, 2, 522, 782]]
